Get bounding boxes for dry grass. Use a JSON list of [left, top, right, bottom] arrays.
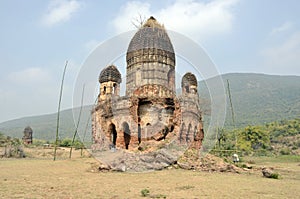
[[0, 148, 299, 198]]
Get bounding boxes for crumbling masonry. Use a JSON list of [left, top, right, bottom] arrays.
[[92, 17, 204, 153], [22, 126, 32, 145]]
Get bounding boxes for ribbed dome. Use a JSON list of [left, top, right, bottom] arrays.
[[24, 126, 32, 133], [99, 65, 122, 84], [126, 16, 175, 68], [182, 72, 198, 87]]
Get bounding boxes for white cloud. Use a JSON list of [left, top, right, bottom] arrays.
[[0, 64, 77, 122], [270, 21, 293, 35], [42, 0, 82, 27], [261, 31, 300, 75], [7, 67, 51, 84], [1, 67, 56, 122], [112, 0, 239, 41]]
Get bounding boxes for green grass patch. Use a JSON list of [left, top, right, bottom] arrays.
[[269, 173, 279, 179], [141, 189, 150, 197], [243, 155, 300, 164]]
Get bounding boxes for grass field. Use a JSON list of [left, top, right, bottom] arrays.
[[0, 148, 299, 198]]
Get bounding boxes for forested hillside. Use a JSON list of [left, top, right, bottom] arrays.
[[0, 73, 299, 141], [199, 73, 300, 127]]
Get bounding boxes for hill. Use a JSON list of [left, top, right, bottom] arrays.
[[0, 106, 93, 141], [0, 73, 299, 140], [199, 73, 300, 127]]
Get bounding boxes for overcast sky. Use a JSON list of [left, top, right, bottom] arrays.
[[0, 0, 300, 123]]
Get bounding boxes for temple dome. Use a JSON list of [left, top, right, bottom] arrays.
[[99, 65, 122, 84], [126, 16, 175, 68], [182, 72, 198, 87], [24, 126, 32, 133]]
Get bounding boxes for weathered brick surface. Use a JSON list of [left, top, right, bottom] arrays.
[[92, 17, 203, 154], [22, 126, 33, 145]]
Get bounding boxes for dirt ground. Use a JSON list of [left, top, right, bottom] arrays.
[[0, 148, 299, 199]]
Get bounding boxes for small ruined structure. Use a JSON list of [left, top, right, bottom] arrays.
[[92, 17, 204, 157], [22, 126, 33, 145]]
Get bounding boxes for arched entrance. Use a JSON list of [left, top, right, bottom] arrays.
[[122, 122, 131, 150], [109, 123, 117, 148]]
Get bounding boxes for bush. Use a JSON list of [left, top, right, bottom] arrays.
[[269, 173, 279, 179], [212, 118, 300, 158], [141, 189, 150, 197], [59, 138, 72, 147], [280, 147, 291, 155], [240, 163, 248, 168], [254, 149, 272, 156], [73, 140, 84, 150], [32, 139, 48, 147]]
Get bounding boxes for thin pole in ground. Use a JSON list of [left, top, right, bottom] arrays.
[[54, 61, 68, 161]]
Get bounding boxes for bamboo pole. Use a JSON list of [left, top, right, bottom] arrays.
[[69, 84, 85, 159], [81, 116, 90, 157], [226, 79, 237, 153], [54, 61, 68, 161], [80, 95, 98, 156]]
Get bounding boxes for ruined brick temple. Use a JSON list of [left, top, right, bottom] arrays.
[[22, 126, 33, 145], [92, 17, 204, 153]]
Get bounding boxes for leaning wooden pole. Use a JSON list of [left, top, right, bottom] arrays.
[[53, 61, 68, 161], [80, 96, 98, 156], [69, 84, 85, 159], [226, 79, 237, 153], [81, 116, 90, 157]]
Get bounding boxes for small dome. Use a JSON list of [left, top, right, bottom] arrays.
[[99, 65, 122, 84], [182, 72, 198, 87], [24, 126, 33, 133], [126, 16, 175, 68]]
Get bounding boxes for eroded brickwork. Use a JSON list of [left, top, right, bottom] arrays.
[[92, 17, 203, 153], [22, 126, 33, 145]]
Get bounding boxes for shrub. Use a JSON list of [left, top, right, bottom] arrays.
[[297, 141, 300, 147], [254, 149, 271, 156], [280, 147, 291, 155], [73, 140, 84, 149], [141, 189, 150, 197], [59, 138, 72, 147], [240, 163, 248, 168], [32, 139, 48, 147], [269, 173, 279, 179]]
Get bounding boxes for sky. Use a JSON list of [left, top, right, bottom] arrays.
[[0, 0, 300, 123]]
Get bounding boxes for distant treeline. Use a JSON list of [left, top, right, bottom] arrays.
[[0, 133, 87, 150]]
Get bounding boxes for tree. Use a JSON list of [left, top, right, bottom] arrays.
[[238, 126, 270, 153]]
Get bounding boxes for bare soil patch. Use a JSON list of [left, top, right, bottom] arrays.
[[0, 148, 299, 198]]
